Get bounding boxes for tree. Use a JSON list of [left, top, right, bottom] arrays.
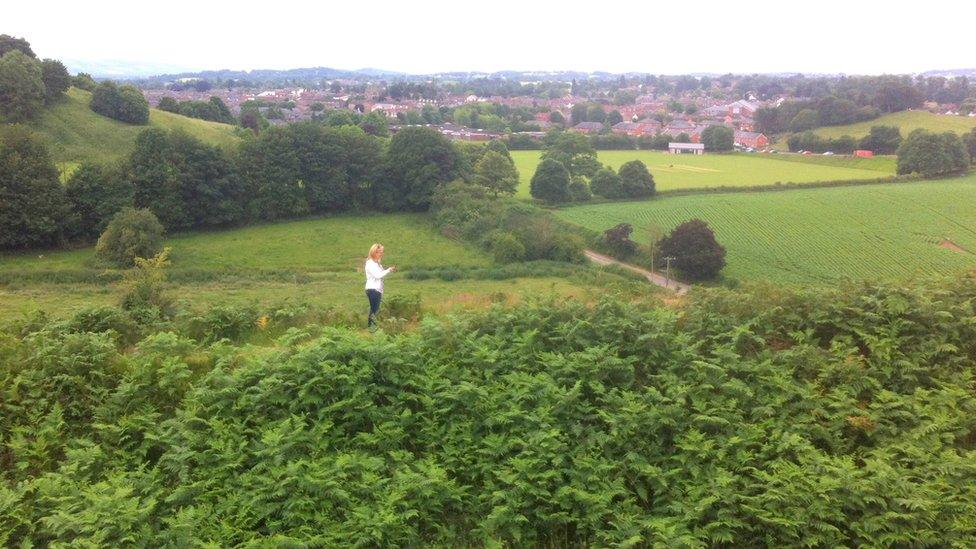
[[95, 207, 165, 267], [72, 73, 97, 92], [156, 96, 180, 113], [858, 125, 902, 155], [485, 138, 512, 160], [0, 35, 34, 58], [474, 150, 519, 196], [586, 104, 606, 124], [378, 126, 460, 211], [896, 129, 969, 177], [549, 110, 565, 125], [571, 103, 588, 125], [529, 158, 571, 202], [568, 176, 592, 201], [359, 110, 390, 137], [658, 218, 726, 280], [607, 110, 624, 126], [590, 167, 624, 199], [90, 81, 149, 124], [40, 59, 70, 103], [65, 163, 135, 240], [789, 109, 820, 132], [598, 223, 637, 259], [208, 96, 234, 124], [541, 131, 600, 179], [618, 160, 656, 197], [701, 125, 734, 151], [0, 127, 71, 249], [962, 128, 976, 164], [0, 50, 45, 122]]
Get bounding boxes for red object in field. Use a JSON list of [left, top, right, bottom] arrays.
[[854, 149, 874, 158]]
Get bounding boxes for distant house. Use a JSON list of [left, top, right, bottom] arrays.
[[669, 142, 704, 155], [572, 122, 605, 134], [611, 120, 661, 137], [733, 131, 769, 149]]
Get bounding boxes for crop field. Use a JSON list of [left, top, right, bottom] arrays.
[[511, 150, 893, 197], [557, 174, 976, 285], [773, 110, 976, 149], [24, 87, 240, 168], [0, 214, 607, 321]]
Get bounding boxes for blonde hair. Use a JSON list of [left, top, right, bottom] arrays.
[[367, 243, 384, 260]]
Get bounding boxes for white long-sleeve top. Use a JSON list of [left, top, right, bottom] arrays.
[[364, 258, 392, 292]]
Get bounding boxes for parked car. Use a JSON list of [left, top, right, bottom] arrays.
[[823, 151, 835, 156]]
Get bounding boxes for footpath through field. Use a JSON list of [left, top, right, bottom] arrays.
[[584, 250, 691, 295]]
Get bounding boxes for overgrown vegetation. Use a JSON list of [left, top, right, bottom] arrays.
[[3, 277, 976, 545]]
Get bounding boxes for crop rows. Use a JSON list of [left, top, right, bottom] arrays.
[[558, 176, 976, 284]]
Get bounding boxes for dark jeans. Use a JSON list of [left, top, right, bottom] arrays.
[[366, 289, 382, 326]]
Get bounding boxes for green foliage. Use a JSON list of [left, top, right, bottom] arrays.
[[39, 59, 70, 104], [0, 34, 35, 58], [65, 163, 134, 240], [568, 176, 592, 202], [4, 279, 976, 545], [95, 208, 165, 268], [376, 126, 460, 211], [597, 222, 638, 260], [530, 158, 571, 202], [658, 218, 726, 280], [489, 231, 526, 263], [381, 291, 422, 320], [858, 125, 902, 155], [0, 50, 45, 122], [701, 125, 734, 151], [0, 127, 70, 249], [474, 150, 519, 196], [90, 81, 149, 124], [589, 166, 624, 198], [788, 131, 857, 154], [896, 129, 970, 177], [119, 248, 174, 316], [617, 159, 655, 198]]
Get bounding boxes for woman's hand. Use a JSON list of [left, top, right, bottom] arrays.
[[390, 265, 397, 272]]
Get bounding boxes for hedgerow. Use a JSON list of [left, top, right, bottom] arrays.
[[2, 277, 976, 545]]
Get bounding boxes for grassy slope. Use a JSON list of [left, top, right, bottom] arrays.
[[511, 150, 893, 198], [556, 174, 976, 285], [773, 110, 976, 149], [27, 88, 240, 169], [0, 213, 600, 321]]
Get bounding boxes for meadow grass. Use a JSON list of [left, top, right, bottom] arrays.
[[772, 110, 976, 149], [511, 150, 893, 198], [27, 87, 240, 166], [556, 173, 976, 285]]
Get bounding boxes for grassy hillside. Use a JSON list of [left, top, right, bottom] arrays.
[[557, 174, 976, 285], [0, 213, 604, 321], [511, 150, 893, 198], [773, 110, 976, 149], [22, 87, 240, 170]]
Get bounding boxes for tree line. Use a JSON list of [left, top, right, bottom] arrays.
[[0, 121, 524, 251]]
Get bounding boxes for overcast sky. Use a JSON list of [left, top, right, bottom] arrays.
[[5, 0, 974, 76]]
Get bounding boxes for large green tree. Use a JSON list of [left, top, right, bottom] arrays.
[[378, 126, 460, 211], [90, 81, 149, 124], [963, 128, 976, 164], [542, 131, 600, 179], [529, 158, 571, 202], [858, 125, 902, 155], [618, 160, 656, 198], [658, 218, 726, 280], [896, 129, 969, 177], [589, 167, 624, 199], [40, 59, 71, 104], [701, 125, 734, 151], [0, 127, 70, 248], [0, 34, 34, 58], [65, 163, 135, 240], [0, 50, 45, 122], [474, 150, 519, 196]]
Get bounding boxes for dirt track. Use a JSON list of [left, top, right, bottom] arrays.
[[584, 250, 692, 295]]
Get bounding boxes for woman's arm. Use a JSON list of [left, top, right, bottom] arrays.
[[367, 261, 393, 279]]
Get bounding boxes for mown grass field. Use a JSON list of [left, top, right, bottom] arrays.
[[773, 110, 976, 149], [511, 150, 893, 198], [556, 174, 976, 285], [24, 87, 240, 170], [0, 214, 605, 321]]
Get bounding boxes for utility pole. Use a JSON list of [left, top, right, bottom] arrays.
[[663, 256, 675, 288]]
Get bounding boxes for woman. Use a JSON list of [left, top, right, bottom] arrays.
[[364, 243, 396, 328]]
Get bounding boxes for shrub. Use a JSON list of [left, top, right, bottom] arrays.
[[382, 292, 422, 320], [490, 232, 526, 264], [119, 248, 174, 317], [95, 208, 165, 267], [658, 218, 726, 280], [568, 176, 592, 201], [597, 223, 638, 260], [90, 81, 149, 124], [896, 129, 969, 177]]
